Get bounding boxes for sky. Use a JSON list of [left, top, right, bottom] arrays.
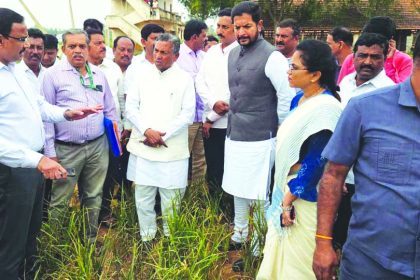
[[0, 0, 188, 30]]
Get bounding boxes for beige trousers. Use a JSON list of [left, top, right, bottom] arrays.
[[188, 122, 206, 182]]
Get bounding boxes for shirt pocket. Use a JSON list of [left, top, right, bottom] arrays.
[[376, 143, 412, 185]]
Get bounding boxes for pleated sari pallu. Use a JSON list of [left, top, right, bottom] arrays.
[[257, 94, 342, 280]]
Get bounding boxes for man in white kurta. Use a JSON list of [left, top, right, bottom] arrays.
[[126, 34, 196, 241]]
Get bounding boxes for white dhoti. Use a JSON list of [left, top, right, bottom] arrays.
[[222, 137, 275, 255], [222, 137, 276, 200], [127, 154, 188, 241]]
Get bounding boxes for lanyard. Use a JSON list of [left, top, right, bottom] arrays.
[[79, 63, 99, 91]]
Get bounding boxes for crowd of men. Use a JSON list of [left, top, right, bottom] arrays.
[[0, 1, 419, 279]]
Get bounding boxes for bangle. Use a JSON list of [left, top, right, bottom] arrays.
[[281, 204, 293, 211], [315, 234, 333, 240]]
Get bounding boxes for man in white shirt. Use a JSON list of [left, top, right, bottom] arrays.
[[340, 33, 395, 106], [196, 8, 238, 217], [275, 18, 300, 65], [0, 8, 102, 279], [124, 24, 164, 99], [113, 36, 135, 131], [126, 33, 195, 242], [177, 19, 208, 182], [42, 34, 60, 68], [16, 27, 46, 91], [334, 32, 395, 249]]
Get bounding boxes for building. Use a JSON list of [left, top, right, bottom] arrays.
[[106, 0, 184, 49]]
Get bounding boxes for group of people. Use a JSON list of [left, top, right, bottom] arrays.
[[0, 1, 419, 279]]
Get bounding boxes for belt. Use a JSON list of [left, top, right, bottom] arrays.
[[55, 135, 103, 147]]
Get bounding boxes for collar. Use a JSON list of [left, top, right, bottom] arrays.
[[136, 52, 146, 62], [0, 61, 17, 73], [0, 61, 9, 70], [62, 58, 96, 75], [19, 61, 44, 74], [398, 77, 419, 110], [220, 41, 239, 54], [181, 43, 195, 55], [353, 69, 388, 88], [181, 43, 204, 57], [155, 63, 178, 77]]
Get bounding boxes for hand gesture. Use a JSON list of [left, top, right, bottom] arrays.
[[121, 129, 131, 146], [202, 122, 212, 139], [64, 105, 104, 121], [281, 207, 294, 227], [213, 101, 229, 115], [144, 129, 167, 147], [387, 39, 396, 59], [37, 156, 68, 180]]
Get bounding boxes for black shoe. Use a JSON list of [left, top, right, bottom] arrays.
[[232, 256, 262, 273], [232, 258, 245, 272], [230, 241, 247, 251]]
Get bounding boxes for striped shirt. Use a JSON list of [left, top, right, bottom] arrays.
[[41, 59, 118, 157]]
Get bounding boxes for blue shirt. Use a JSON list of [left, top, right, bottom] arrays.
[[322, 78, 420, 278]]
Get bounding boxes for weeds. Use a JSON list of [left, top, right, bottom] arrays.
[[36, 180, 262, 279]]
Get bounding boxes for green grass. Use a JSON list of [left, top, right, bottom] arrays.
[[36, 180, 263, 279]]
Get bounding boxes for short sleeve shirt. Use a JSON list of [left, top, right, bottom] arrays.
[[322, 78, 420, 278]]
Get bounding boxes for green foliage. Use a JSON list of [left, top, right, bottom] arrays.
[[178, 0, 242, 19], [36, 181, 259, 279]]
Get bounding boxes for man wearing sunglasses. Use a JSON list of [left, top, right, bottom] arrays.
[[0, 8, 104, 279], [41, 29, 118, 243]]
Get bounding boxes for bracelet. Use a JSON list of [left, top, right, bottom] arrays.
[[315, 234, 333, 240], [205, 118, 214, 124], [281, 204, 293, 212]]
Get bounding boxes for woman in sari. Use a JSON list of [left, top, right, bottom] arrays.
[[257, 40, 342, 279]]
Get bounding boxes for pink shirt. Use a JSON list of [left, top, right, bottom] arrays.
[[337, 50, 413, 84]]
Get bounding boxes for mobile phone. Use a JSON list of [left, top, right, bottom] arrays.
[[66, 168, 76, 177], [280, 205, 295, 227]]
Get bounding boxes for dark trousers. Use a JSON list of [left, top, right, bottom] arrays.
[[42, 179, 52, 221], [203, 128, 233, 218], [333, 183, 355, 248], [0, 163, 44, 280], [99, 146, 131, 222]]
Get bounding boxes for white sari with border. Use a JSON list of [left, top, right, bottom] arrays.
[[257, 94, 342, 280]]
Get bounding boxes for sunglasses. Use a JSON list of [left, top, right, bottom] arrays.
[[3, 34, 28, 42]]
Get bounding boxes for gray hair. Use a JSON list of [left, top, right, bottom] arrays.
[[155, 33, 180, 55], [62, 29, 89, 46]]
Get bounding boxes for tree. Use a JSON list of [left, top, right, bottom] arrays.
[[258, 0, 295, 30], [178, 0, 242, 20]]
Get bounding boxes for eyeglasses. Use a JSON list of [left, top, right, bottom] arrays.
[[289, 64, 308, 71], [4, 34, 28, 42]]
